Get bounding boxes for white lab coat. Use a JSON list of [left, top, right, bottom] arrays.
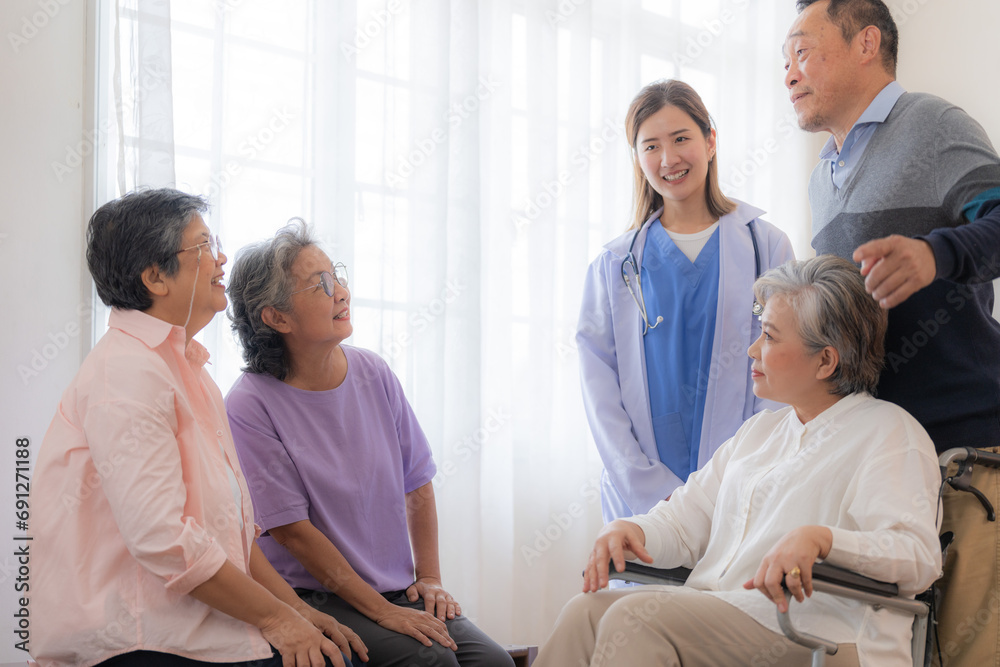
[[577, 200, 795, 522]]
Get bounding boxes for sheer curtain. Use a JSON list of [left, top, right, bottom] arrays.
[[100, 0, 808, 645]]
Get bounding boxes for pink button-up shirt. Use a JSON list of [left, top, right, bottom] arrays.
[[29, 309, 272, 667]]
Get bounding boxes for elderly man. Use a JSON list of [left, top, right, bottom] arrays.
[[784, 1, 1000, 664]]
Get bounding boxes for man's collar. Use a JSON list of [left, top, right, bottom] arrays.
[[855, 80, 905, 125], [819, 81, 906, 159]]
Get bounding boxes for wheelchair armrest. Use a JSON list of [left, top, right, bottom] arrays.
[[607, 561, 692, 586], [609, 561, 901, 597], [808, 561, 898, 597], [610, 560, 904, 601], [775, 561, 932, 663], [784, 562, 927, 618], [774, 562, 928, 663]]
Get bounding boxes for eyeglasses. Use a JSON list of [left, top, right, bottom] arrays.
[[290, 263, 349, 297], [177, 234, 223, 261]]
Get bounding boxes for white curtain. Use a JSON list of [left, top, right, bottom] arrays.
[[112, 0, 176, 190], [101, 0, 809, 646]]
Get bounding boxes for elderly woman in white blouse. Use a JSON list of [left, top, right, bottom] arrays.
[[535, 255, 942, 667]]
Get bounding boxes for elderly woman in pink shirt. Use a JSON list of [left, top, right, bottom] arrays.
[[29, 189, 367, 667]]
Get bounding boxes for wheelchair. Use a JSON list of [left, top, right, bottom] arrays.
[[608, 447, 1000, 667]]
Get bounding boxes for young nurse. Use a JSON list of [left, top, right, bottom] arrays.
[[577, 79, 795, 523]]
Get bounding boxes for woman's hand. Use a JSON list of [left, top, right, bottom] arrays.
[[406, 576, 462, 621], [373, 601, 458, 651], [582, 519, 652, 593], [743, 525, 833, 612], [299, 605, 369, 663], [259, 603, 346, 667]]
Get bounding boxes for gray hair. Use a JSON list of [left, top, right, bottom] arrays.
[[753, 254, 887, 396], [86, 188, 208, 310], [227, 219, 317, 380]]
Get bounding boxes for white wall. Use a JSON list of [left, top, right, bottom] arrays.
[[0, 0, 88, 663], [894, 0, 1000, 145]]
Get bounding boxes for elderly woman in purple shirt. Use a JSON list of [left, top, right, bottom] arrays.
[[224, 221, 512, 667]]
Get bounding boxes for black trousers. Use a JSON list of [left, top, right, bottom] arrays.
[[95, 647, 342, 667], [296, 588, 515, 667]]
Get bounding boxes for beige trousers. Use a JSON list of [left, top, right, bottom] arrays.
[[533, 586, 859, 667], [933, 448, 1000, 667]]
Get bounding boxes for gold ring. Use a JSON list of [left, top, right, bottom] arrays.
[[788, 566, 801, 579]]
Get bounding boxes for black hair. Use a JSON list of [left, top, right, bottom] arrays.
[[86, 188, 208, 310], [795, 0, 898, 75]]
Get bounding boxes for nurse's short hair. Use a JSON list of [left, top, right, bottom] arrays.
[[227, 219, 316, 380], [87, 188, 208, 311], [753, 255, 887, 396]]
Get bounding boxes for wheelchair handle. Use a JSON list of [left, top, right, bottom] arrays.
[[940, 447, 1000, 522], [940, 446, 1000, 471]]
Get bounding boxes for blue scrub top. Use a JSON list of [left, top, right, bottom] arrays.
[[641, 222, 720, 482]]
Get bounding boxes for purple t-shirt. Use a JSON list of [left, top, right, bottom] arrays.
[[225, 345, 437, 593]]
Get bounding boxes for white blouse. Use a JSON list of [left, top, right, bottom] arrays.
[[628, 393, 942, 667]]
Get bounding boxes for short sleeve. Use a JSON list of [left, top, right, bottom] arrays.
[[226, 384, 312, 532], [377, 358, 437, 493]]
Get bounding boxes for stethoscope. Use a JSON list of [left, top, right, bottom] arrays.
[[620, 218, 763, 335]]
